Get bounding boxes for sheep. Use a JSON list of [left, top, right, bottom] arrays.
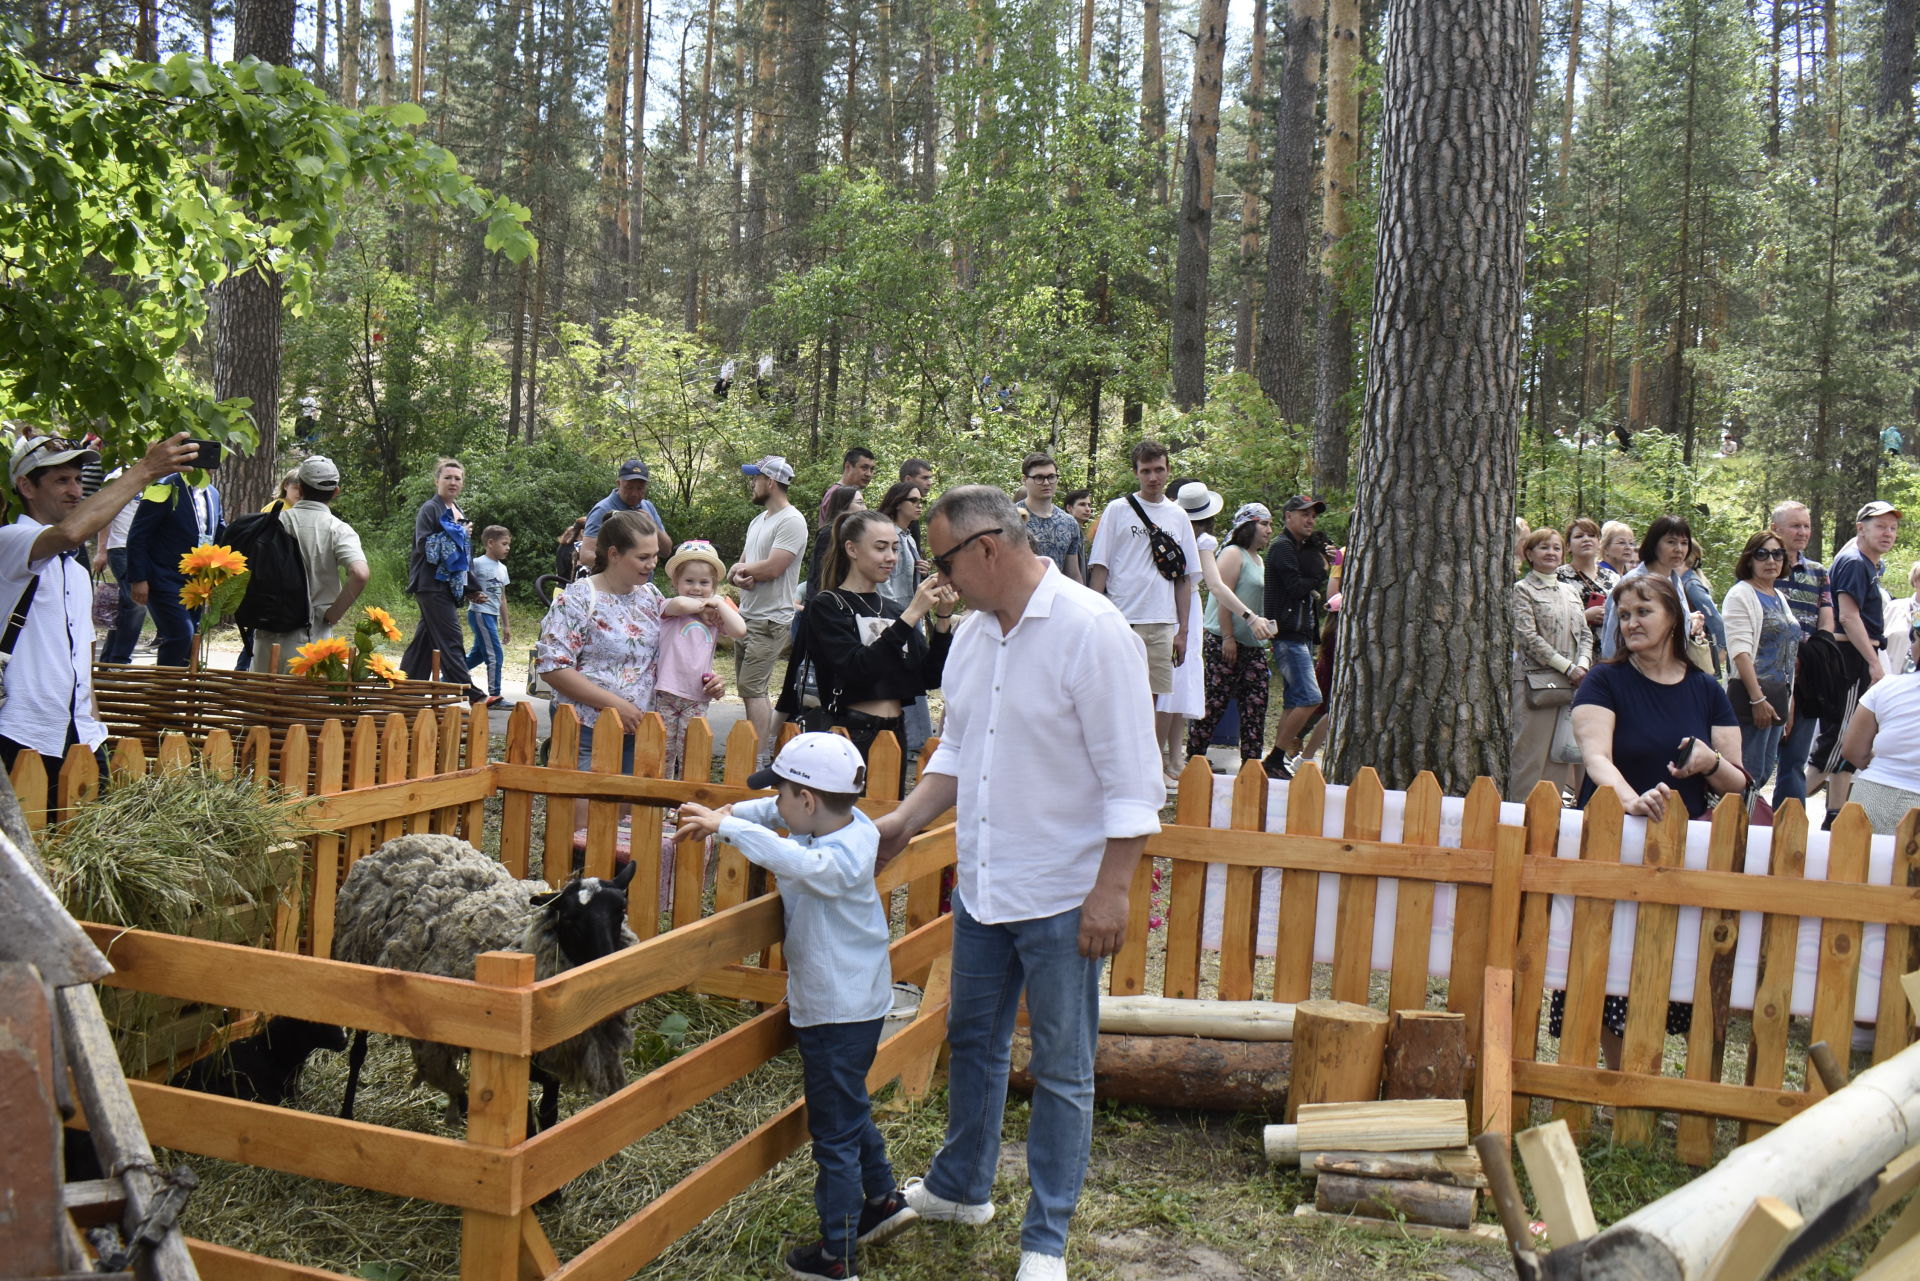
[[331, 833, 639, 1131], [171, 1017, 349, 1106]]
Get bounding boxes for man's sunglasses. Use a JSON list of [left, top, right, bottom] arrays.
[[930, 527, 1002, 576]]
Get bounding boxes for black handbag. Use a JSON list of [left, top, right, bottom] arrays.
[[1125, 494, 1188, 582]]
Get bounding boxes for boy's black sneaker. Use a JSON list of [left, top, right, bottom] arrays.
[[786, 1241, 857, 1281], [856, 1191, 918, 1245]]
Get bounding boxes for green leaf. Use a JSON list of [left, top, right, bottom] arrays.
[[385, 102, 426, 127]]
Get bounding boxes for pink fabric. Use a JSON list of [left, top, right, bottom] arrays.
[[655, 612, 719, 701]]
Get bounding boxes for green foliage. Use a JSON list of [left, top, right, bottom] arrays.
[[0, 27, 530, 466]]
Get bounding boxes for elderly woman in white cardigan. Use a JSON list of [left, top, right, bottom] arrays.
[[1721, 529, 1800, 790], [1510, 527, 1594, 802]]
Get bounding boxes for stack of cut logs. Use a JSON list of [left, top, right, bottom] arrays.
[[1262, 1000, 1490, 1235]]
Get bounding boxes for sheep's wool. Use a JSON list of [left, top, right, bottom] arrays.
[[333, 834, 636, 1114]]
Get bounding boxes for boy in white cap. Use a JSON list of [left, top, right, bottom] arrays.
[[675, 733, 914, 1280], [655, 539, 747, 775]]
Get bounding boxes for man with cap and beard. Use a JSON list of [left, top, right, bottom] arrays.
[[246, 455, 371, 673]]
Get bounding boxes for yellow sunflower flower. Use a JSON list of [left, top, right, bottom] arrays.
[[288, 636, 354, 678], [179, 579, 213, 611], [177, 544, 249, 578], [363, 606, 403, 642], [366, 653, 406, 684]]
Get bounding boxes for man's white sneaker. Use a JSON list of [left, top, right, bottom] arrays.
[[900, 1176, 995, 1225], [1015, 1251, 1068, 1281]]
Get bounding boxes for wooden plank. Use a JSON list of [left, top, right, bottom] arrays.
[[1162, 755, 1215, 1000], [130, 1080, 519, 1212], [712, 720, 758, 911], [672, 826, 707, 930], [1700, 1196, 1804, 1281], [499, 705, 538, 880], [432, 705, 461, 834], [1331, 769, 1385, 1005], [1807, 806, 1871, 1102], [1745, 799, 1809, 1142], [242, 723, 272, 777], [1478, 966, 1514, 1139], [82, 923, 534, 1053], [865, 730, 903, 802], [0, 964, 62, 1275], [1272, 761, 1320, 1003], [582, 711, 624, 884], [300, 768, 497, 829], [1222, 761, 1274, 1001], [682, 717, 714, 786], [1515, 1118, 1598, 1246], [108, 735, 148, 784], [10, 750, 45, 833], [873, 824, 957, 895], [1861, 1194, 1920, 1270], [1678, 799, 1749, 1164], [57, 740, 100, 819], [1555, 787, 1624, 1137], [309, 719, 347, 958], [1447, 778, 1501, 1044], [531, 896, 786, 1046], [1106, 852, 1155, 997], [379, 713, 410, 843], [188, 1238, 362, 1281], [1873, 809, 1920, 1065], [687, 965, 791, 1003], [1293, 1099, 1470, 1151], [1387, 773, 1443, 1015], [1856, 1231, 1920, 1281], [204, 727, 235, 777], [462, 952, 536, 1281], [345, 716, 378, 869], [461, 704, 488, 840], [273, 725, 311, 956], [1512, 1061, 1814, 1126], [1616, 803, 1689, 1147], [898, 951, 952, 1098], [1290, 1204, 1505, 1246], [156, 731, 191, 774], [544, 707, 582, 887], [1512, 780, 1563, 1119], [626, 713, 666, 939], [409, 709, 439, 836]]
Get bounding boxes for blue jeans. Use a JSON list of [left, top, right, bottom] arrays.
[[1741, 722, 1785, 795], [98, 547, 148, 663], [793, 1018, 894, 1263], [465, 609, 504, 697], [1272, 638, 1322, 709], [1774, 709, 1818, 806], [147, 583, 196, 667], [573, 720, 636, 773], [926, 893, 1099, 1258]]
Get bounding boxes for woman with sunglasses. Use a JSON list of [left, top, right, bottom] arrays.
[[1722, 530, 1800, 789]]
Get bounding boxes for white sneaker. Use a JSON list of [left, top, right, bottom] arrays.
[[901, 1176, 995, 1225], [1015, 1251, 1067, 1281]]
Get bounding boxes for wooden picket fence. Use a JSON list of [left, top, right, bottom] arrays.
[[61, 702, 957, 1281]]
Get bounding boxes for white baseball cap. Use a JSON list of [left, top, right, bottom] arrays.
[[741, 455, 795, 485], [748, 732, 868, 794]]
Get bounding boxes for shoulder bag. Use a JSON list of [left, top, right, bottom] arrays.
[[1524, 669, 1576, 709], [1125, 494, 1188, 582], [0, 575, 40, 711]]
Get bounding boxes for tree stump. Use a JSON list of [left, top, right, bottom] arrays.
[[1286, 999, 1389, 1122], [1008, 1029, 1291, 1113], [1384, 1009, 1471, 1100]]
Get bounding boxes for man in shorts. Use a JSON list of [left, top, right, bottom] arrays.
[[1086, 440, 1200, 704], [728, 456, 808, 769], [1262, 495, 1332, 780]]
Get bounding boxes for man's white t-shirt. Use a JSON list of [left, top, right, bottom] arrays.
[[0, 518, 110, 757], [739, 503, 808, 623], [1857, 673, 1920, 794], [281, 501, 368, 621], [1086, 493, 1202, 626]]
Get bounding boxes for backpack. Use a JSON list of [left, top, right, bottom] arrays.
[[1793, 629, 1851, 723], [1125, 494, 1189, 582], [225, 502, 313, 633]]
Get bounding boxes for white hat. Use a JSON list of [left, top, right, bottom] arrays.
[[741, 455, 795, 485], [295, 454, 340, 490], [664, 538, 727, 581], [9, 433, 101, 487], [748, 732, 869, 794], [1175, 483, 1225, 522]]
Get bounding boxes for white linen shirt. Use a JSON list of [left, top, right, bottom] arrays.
[[923, 562, 1164, 924], [0, 518, 110, 757], [717, 799, 892, 1026]]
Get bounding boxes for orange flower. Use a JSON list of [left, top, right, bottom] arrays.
[[288, 636, 353, 678], [179, 579, 212, 610], [366, 653, 406, 684], [178, 544, 249, 577], [363, 606, 402, 643]]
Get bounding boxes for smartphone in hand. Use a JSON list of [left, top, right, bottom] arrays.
[[1669, 737, 1696, 772], [185, 438, 223, 469]]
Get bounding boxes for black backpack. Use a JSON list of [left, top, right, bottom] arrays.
[[224, 502, 312, 632]]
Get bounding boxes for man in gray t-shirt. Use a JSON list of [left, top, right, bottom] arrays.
[[1016, 451, 1082, 582], [728, 456, 808, 767]]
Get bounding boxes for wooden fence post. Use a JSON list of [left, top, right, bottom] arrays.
[[542, 706, 582, 888], [1555, 787, 1624, 1138], [409, 709, 439, 837], [273, 725, 312, 955], [1271, 762, 1319, 1003], [1875, 809, 1920, 1065], [1448, 777, 1502, 1045], [1808, 805, 1871, 1102], [202, 727, 234, 778], [310, 719, 347, 958], [1476, 825, 1525, 1137], [1678, 797, 1748, 1164], [1615, 804, 1688, 1147], [462, 702, 488, 840], [500, 705, 538, 881], [672, 718, 716, 929], [1511, 779, 1562, 1122], [460, 950, 535, 1281], [1746, 800, 1810, 1141], [630, 713, 667, 939], [713, 720, 759, 913], [1331, 768, 1386, 1005], [1386, 774, 1444, 1015], [1160, 754, 1215, 1000]]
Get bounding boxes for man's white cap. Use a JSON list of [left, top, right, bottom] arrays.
[[747, 732, 868, 794]]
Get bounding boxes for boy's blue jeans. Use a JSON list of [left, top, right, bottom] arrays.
[[465, 609, 504, 697], [793, 1017, 894, 1264], [922, 893, 1100, 1258]]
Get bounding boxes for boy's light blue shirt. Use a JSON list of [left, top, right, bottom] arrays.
[[718, 799, 892, 1027], [468, 554, 509, 616]]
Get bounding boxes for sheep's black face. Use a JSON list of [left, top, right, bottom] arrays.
[[535, 862, 637, 967]]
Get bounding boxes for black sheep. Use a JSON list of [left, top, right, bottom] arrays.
[[171, 1017, 349, 1106]]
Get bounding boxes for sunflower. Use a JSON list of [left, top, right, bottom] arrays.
[[288, 635, 354, 678], [178, 544, 249, 577], [362, 606, 403, 643], [179, 580, 212, 611], [366, 653, 406, 684]]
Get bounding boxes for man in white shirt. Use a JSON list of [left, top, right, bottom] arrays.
[[728, 456, 808, 768], [1085, 440, 1200, 701], [249, 455, 371, 672], [2, 432, 201, 803], [875, 486, 1162, 1281]]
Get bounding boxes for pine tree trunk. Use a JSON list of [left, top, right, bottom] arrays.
[[1663, 20, 1700, 454], [313, 0, 325, 86], [410, 0, 426, 102], [631, 0, 651, 271], [1142, 0, 1167, 206], [1327, 0, 1540, 794], [1876, 0, 1918, 456], [1255, 0, 1320, 419], [1312, 0, 1361, 490], [1233, 0, 1267, 373], [879, 1, 899, 180], [136, 0, 156, 59], [341, 0, 360, 106], [215, 0, 296, 517], [1077, 0, 1095, 83], [745, 0, 779, 275], [1171, 0, 1230, 409], [372, 0, 396, 105], [1557, 0, 1582, 184], [601, 0, 632, 285]]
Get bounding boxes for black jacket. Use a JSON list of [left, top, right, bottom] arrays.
[[1265, 530, 1329, 644], [781, 590, 950, 713]]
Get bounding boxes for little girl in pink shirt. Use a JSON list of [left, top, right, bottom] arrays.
[[655, 541, 748, 776]]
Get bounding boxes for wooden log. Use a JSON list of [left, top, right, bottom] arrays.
[[0, 963, 64, 1275], [1265, 1099, 1472, 1165], [1007, 1029, 1290, 1113], [1384, 1009, 1469, 1100], [1286, 999, 1389, 1122], [1310, 1148, 1488, 1188], [1097, 995, 1295, 1041], [1315, 1171, 1478, 1229], [1291, 1204, 1506, 1246], [1564, 1039, 1920, 1281]]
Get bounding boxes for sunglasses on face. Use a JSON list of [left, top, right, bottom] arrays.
[[1754, 547, 1787, 561], [930, 527, 1002, 576]]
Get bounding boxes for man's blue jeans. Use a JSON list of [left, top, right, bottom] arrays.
[[98, 547, 147, 663], [1272, 638, 1322, 709], [792, 1018, 894, 1265], [148, 583, 196, 667], [924, 893, 1100, 1259], [1774, 710, 1818, 807]]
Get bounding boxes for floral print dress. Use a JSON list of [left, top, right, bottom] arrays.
[[534, 578, 666, 727]]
